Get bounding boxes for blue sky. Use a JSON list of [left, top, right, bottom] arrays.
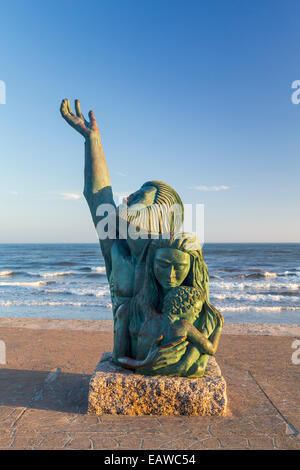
[[0, 0, 299, 243]]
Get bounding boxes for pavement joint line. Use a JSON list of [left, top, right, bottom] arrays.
[[10, 408, 27, 429], [0, 408, 16, 423], [247, 370, 299, 437], [185, 438, 203, 450], [160, 439, 173, 449], [62, 432, 72, 448], [89, 437, 95, 450], [208, 424, 223, 449], [114, 438, 121, 448], [9, 429, 16, 448]]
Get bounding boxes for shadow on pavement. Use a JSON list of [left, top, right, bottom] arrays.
[[0, 368, 90, 414]]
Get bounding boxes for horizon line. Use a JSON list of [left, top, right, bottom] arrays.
[[0, 241, 299, 245]]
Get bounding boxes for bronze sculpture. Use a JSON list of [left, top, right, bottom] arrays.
[[61, 99, 223, 377]]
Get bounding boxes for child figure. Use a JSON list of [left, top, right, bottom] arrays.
[[118, 286, 223, 377]]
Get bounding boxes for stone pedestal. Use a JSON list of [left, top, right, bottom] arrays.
[[88, 352, 227, 416]]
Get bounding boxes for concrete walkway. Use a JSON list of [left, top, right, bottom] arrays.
[[0, 318, 299, 449]]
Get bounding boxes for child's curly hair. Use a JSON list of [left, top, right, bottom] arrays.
[[162, 286, 205, 319]]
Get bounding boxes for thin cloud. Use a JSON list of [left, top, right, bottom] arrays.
[[58, 192, 82, 200], [189, 185, 230, 192]]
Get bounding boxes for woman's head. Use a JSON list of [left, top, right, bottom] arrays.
[[142, 233, 209, 309], [153, 247, 191, 289]]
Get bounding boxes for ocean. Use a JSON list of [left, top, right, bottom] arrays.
[[0, 243, 299, 324]]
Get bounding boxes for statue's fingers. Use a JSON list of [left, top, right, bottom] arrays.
[[75, 99, 83, 117], [60, 99, 70, 118], [153, 355, 171, 366], [66, 99, 75, 116], [61, 110, 77, 126], [60, 99, 87, 136], [156, 352, 184, 365], [61, 99, 74, 120], [152, 357, 179, 370], [158, 347, 186, 360], [156, 343, 187, 361], [89, 110, 96, 121], [162, 343, 186, 354], [152, 362, 168, 370], [75, 99, 86, 123], [160, 342, 187, 355], [150, 357, 168, 368], [159, 336, 187, 350], [88, 110, 98, 130], [60, 107, 76, 126], [151, 357, 167, 369]]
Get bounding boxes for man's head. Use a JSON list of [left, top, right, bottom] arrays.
[[118, 180, 184, 239], [123, 183, 157, 210]]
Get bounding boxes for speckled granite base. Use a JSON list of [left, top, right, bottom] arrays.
[[88, 352, 227, 416]]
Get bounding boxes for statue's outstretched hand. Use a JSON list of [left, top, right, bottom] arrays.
[[118, 335, 165, 370], [60, 99, 100, 139], [148, 336, 187, 370], [118, 336, 188, 374]]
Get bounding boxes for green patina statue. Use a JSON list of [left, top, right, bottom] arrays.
[[116, 234, 223, 377], [60, 99, 223, 377], [118, 285, 223, 377]]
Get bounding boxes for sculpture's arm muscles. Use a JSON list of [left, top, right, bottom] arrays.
[[174, 302, 223, 356], [150, 308, 222, 373], [60, 99, 116, 276], [148, 321, 223, 377], [112, 302, 131, 366], [83, 131, 117, 277], [83, 132, 114, 223], [183, 301, 224, 356], [184, 321, 223, 356]]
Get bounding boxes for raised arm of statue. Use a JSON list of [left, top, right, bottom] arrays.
[[60, 99, 116, 276]]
